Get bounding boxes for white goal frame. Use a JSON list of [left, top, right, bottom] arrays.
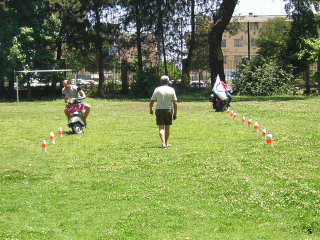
[[15, 69, 73, 105]]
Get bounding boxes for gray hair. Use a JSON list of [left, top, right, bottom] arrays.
[[160, 75, 170, 85]]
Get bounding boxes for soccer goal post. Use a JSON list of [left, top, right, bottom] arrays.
[[15, 69, 73, 105]]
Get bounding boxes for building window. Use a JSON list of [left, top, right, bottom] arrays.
[[251, 39, 257, 47], [221, 39, 226, 48], [250, 22, 259, 30], [234, 39, 243, 47]]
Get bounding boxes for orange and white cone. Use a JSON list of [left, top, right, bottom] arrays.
[[231, 111, 234, 117], [242, 116, 246, 124], [226, 108, 230, 114], [233, 112, 237, 119], [42, 138, 47, 152], [58, 127, 63, 138], [49, 131, 55, 144], [248, 118, 252, 127], [262, 128, 267, 139], [266, 133, 273, 146], [253, 120, 259, 132]]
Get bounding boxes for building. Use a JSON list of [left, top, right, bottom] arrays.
[[222, 13, 288, 80]]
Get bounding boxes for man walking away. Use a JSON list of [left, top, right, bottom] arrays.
[[149, 75, 178, 149]]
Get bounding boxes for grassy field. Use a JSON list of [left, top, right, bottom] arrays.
[[0, 95, 320, 239]]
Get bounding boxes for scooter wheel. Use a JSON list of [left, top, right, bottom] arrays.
[[72, 123, 83, 134]]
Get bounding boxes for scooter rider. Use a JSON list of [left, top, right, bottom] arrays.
[[62, 80, 91, 120]]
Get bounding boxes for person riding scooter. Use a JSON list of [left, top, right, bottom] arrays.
[[62, 80, 90, 120], [210, 76, 232, 112]]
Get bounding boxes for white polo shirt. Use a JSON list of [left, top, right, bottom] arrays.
[[151, 85, 177, 110]]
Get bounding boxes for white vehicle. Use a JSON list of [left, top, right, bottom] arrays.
[[23, 78, 46, 87], [86, 80, 98, 85], [77, 79, 98, 85], [190, 80, 208, 88]]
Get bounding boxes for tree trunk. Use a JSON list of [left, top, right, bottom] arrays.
[[0, 73, 4, 99], [94, 8, 104, 97], [317, 59, 320, 94], [182, 0, 195, 82], [8, 72, 15, 98], [304, 66, 310, 95], [135, 3, 143, 73], [27, 82, 32, 100], [157, 0, 167, 75], [161, 32, 168, 75], [156, 37, 161, 74], [208, 0, 238, 87], [56, 41, 62, 60], [121, 60, 129, 93], [199, 70, 203, 88]]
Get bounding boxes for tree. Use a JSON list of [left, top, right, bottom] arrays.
[[257, 17, 291, 59], [0, 2, 18, 97], [232, 55, 294, 96], [1, 0, 63, 98], [208, 0, 238, 87], [298, 38, 320, 94], [285, 0, 320, 94], [181, 0, 196, 83], [189, 15, 210, 86], [119, 0, 150, 73], [47, 0, 84, 64], [80, 0, 115, 97], [118, 0, 168, 96]]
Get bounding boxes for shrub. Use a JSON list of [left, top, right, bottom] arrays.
[[130, 70, 159, 98], [80, 80, 122, 98], [232, 56, 295, 96]]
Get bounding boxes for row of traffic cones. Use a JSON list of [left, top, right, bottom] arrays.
[[42, 127, 63, 152], [226, 108, 273, 146]]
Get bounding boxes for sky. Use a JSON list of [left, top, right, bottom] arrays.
[[234, 0, 287, 16]]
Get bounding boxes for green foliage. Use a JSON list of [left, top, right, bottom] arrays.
[[298, 38, 320, 63], [159, 61, 181, 81], [130, 69, 160, 98], [8, 27, 34, 72], [189, 14, 210, 73], [232, 56, 294, 96], [7, 36, 27, 72], [257, 17, 291, 59], [84, 81, 122, 97], [285, 2, 320, 73]]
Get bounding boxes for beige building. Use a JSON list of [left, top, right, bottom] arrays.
[[222, 14, 288, 80]]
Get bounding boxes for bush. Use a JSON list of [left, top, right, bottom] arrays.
[[80, 81, 122, 97], [130, 70, 159, 98], [232, 56, 295, 96]]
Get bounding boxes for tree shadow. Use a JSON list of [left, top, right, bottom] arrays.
[[233, 95, 318, 102]]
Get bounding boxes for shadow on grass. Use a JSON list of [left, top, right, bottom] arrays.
[[233, 95, 319, 102]]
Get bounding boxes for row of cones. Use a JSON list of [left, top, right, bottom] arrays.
[[226, 109, 273, 146], [41, 127, 63, 152]]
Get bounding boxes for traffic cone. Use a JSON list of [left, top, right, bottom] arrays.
[[233, 112, 237, 119], [242, 116, 246, 124], [42, 138, 47, 152], [58, 127, 63, 138], [248, 118, 252, 127], [253, 120, 259, 132], [226, 108, 230, 114], [266, 133, 273, 146], [231, 111, 234, 117], [262, 128, 267, 139], [49, 131, 55, 144]]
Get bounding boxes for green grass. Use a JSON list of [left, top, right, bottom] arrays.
[[0, 95, 320, 239]]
